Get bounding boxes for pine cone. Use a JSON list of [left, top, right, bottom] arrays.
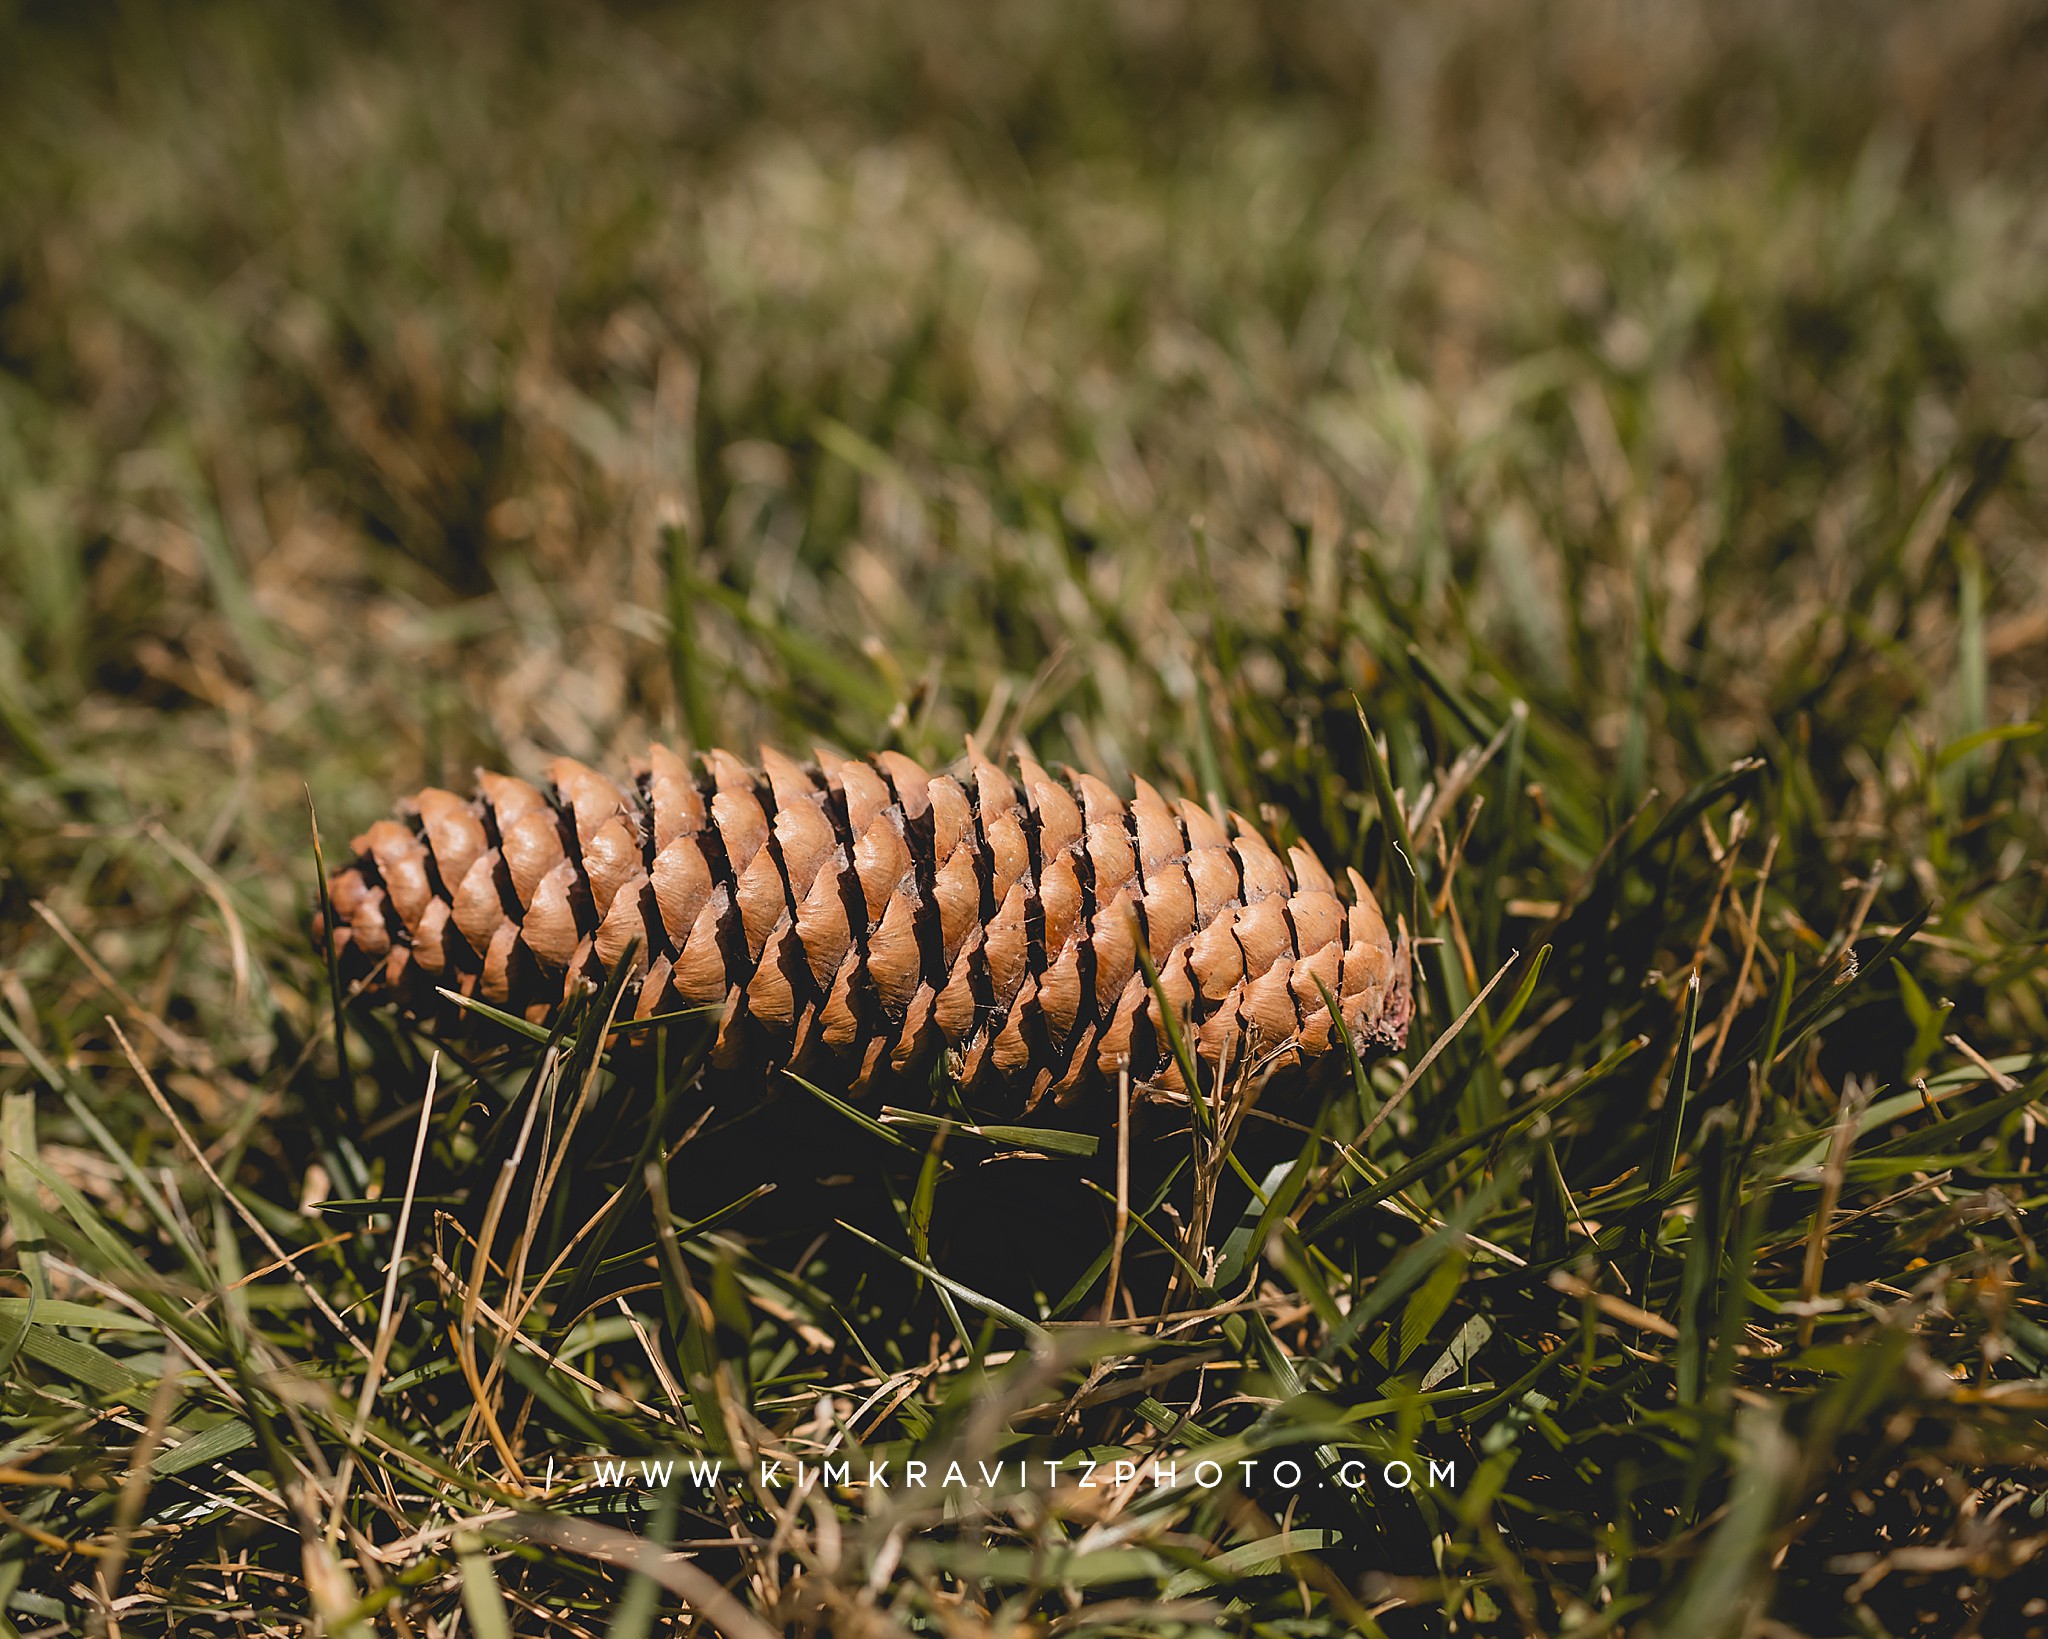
[[318, 742, 1411, 1110]]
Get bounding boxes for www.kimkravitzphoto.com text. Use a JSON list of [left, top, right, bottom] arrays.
[[569, 1454, 1466, 1498]]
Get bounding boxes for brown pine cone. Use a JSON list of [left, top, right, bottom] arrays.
[[318, 741, 1411, 1110]]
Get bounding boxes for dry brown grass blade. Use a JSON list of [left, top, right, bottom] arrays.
[[488, 1513, 778, 1639], [1943, 1032, 2021, 1092], [143, 820, 252, 1015], [1705, 831, 1779, 1080], [1100, 1068, 1132, 1325], [454, 1052, 552, 1488], [420, 1249, 678, 1425], [328, 1051, 440, 1544], [1797, 1077, 1875, 1348], [1549, 1270, 1681, 1340], [1358, 949, 1520, 1146], [108, 1017, 370, 1361], [37, 902, 210, 1071], [90, 1362, 181, 1636]]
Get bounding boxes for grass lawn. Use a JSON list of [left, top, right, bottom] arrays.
[[3, 3, 2047, 1634]]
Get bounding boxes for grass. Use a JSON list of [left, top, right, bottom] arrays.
[[3, 2, 2047, 1634]]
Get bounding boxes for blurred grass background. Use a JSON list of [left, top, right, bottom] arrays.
[[3, 2, 2048, 1635]]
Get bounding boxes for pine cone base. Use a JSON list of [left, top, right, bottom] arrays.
[[319, 741, 1412, 1111]]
